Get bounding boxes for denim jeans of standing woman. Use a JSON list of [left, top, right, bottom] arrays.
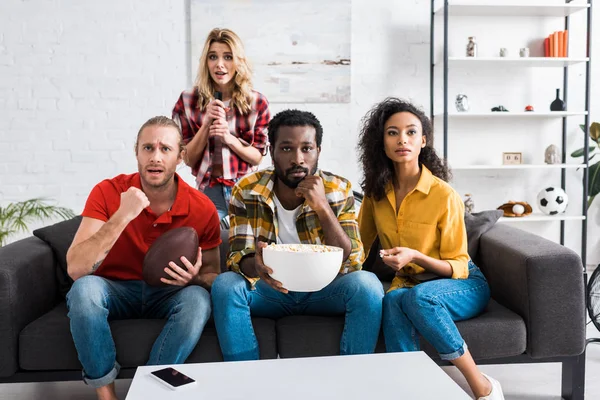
[[203, 181, 237, 221]]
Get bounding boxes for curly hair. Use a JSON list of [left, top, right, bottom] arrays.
[[357, 97, 451, 201], [194, 28, 254, 114], [268, 109, 323, 148]]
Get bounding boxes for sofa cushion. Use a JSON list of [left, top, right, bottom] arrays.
[[33, 216, 82, 298], [275, 299, 526, 361], [19, 302, 277, 371], [362, 237, 395, 282], [464, 210, 503, 261]]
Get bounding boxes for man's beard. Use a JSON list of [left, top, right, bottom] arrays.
[[139, 164, 176, 190], [275, 164, 318, 189]]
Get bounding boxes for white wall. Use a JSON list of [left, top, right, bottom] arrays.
[[1, 0, 598, 262]]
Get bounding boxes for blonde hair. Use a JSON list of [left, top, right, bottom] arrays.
[[195, 28, 254, 114], [135, 116, 185, 156]]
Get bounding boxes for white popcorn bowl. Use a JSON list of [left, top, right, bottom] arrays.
[[262, 244, 344, 292]]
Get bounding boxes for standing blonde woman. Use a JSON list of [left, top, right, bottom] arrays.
[[172, 28, 270, 219]]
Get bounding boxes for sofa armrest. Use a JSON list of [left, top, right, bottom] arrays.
[[478, 224, 585, 359], [0, 236, 58, 377]]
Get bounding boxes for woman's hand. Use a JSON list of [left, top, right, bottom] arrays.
[[201, 99, 227, 127], [209, 118, 236, 146], [379, 247, 416, 272]]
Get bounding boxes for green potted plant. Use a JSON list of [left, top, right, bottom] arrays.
[[0, 198, 75, 246], [571, 122, 600, 208]]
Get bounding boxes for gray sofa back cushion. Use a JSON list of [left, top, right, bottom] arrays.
[[33, 216, 82, 298], [464, 210, 503, 261]]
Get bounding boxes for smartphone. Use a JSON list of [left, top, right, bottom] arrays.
[[149, 367, 196, 390]]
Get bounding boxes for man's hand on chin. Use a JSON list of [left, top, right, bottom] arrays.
[[295, 176, 328, 212]]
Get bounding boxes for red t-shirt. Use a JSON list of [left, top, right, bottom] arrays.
[[81, 173, 221, 281]]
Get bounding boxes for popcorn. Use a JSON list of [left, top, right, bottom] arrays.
[[265, 243, 340, 253]]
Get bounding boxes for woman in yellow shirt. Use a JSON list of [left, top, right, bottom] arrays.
[[357, 98, 504, 400]]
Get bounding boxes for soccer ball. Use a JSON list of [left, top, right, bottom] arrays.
[[536, 187, 569, 215]]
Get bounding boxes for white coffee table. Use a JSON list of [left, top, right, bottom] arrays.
[[126, 352, 470, 399]]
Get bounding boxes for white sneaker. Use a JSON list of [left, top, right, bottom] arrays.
[[477, 373, 505, 400]]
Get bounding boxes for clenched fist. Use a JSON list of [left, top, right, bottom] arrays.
[[116, 187, 150, 222]]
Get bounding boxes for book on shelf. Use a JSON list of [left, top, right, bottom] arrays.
[[544, 30, 568, 57]]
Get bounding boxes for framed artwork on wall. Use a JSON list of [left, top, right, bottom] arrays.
[[190, 0, 351, 103]]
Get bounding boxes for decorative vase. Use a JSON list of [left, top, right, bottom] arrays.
[[550, 88, 566, 111], [466, 37, 477, 57]]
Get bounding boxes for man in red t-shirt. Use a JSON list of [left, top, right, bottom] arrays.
[[66, 116, 221, 400]]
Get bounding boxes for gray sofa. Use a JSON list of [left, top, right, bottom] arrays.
[[0, 217, 587, 399]]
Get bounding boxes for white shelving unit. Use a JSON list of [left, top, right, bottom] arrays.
[[452, 164, 588, 170], [435, 111, 588, 119], [438, 57, 589, 68], [500, 214, 586, 223], [434, 3, 590, 18], [431, 1, 592, 262]]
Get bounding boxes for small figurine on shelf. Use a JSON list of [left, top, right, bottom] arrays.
[[455, 94, 470, 112], [525, 105, 534, 112], [550, 88, 567, 111], [491, 105, 509, 112], [544, 144, 561, 164], [520, 47, 530, 58], [466, 36, 477, 57], [499, 48, 508, 57], [463, 193, 474, 213]]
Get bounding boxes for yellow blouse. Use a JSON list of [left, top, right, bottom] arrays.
[[357, 166, 469, 291]]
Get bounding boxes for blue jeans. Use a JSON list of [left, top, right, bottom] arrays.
[[203, 182, 236, 220], [382, 261, 490, 361], [66, 276, 211, 388], [211, 271, 384, 361]]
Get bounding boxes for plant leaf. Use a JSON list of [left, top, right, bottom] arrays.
[[571, 146, 597, 158], [588, 161, 600, 199], [0, 198, 75, 247]]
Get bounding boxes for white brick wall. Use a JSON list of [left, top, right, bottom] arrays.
[[0, 0, 189, 210], [1, 0, 599, 261]]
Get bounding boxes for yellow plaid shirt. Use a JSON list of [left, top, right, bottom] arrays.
[[227, 167, 364, 285]]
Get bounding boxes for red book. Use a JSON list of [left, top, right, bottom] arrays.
[[544, 37, 550, 57], [563, 30, 569, 57]]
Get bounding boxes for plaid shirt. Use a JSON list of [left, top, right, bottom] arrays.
[[227, 167, 364, 285], [172, 88, 270, 190]]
